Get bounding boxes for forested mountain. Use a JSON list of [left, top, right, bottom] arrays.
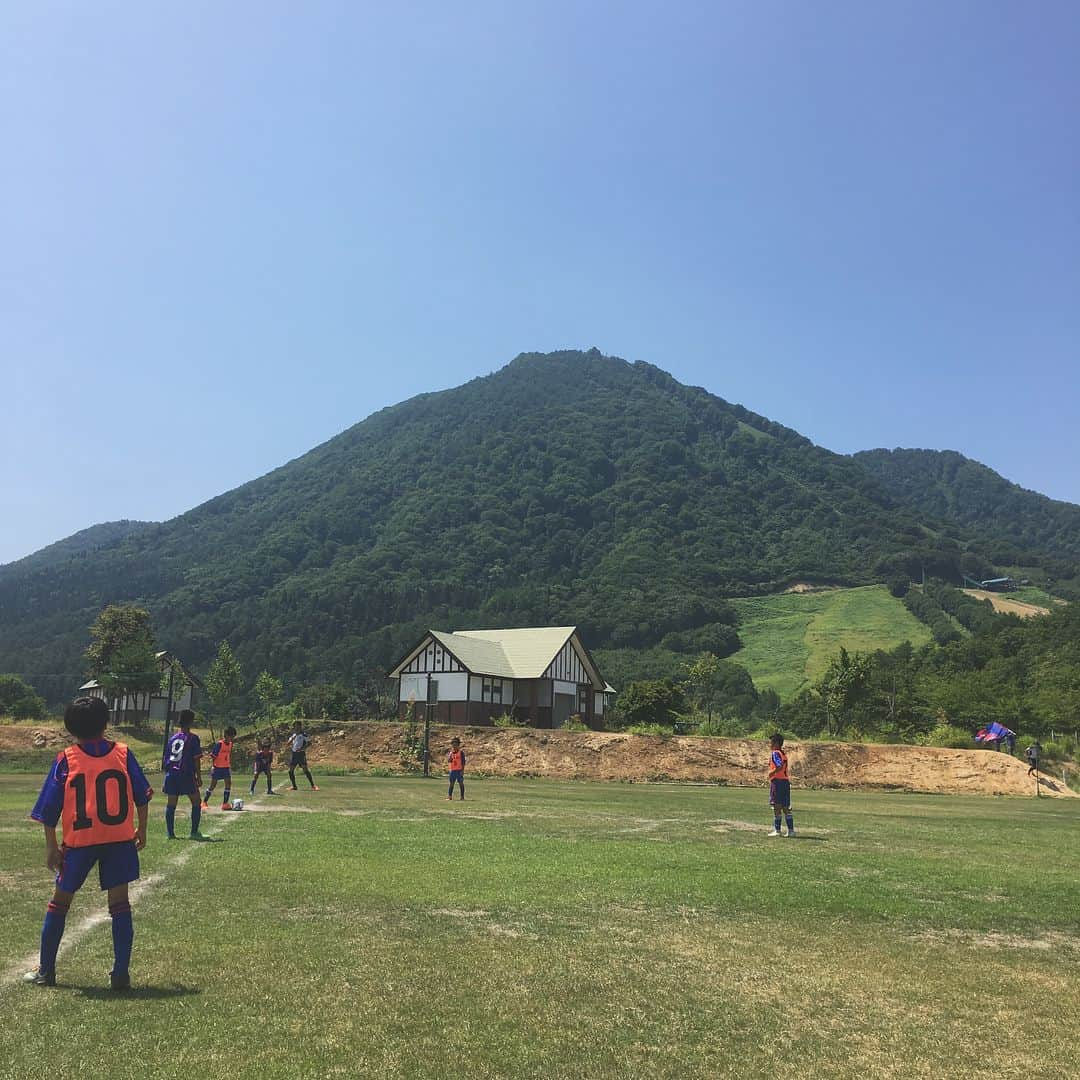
[[0, 520, 153, 574], [0, 351, 1065, 703], [855, 448, 1080, 568]]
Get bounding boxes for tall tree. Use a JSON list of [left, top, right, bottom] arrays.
[[253, 670, 283, 722], [205, 640, 244, 723], [84, 604, 160, 719]]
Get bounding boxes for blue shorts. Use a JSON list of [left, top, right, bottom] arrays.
[[769, 779, 792, 809], [163, 773, 198, 797], [57, 841, 140, 893], [210, 767, 232, 782], [253, 763, 271, 774]]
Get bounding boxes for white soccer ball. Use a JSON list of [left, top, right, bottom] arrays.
[[232, 798, 244, 811]]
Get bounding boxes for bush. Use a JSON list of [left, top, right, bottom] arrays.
[[922, 724, 974, 749], [626, 723, 674, 737], [617, 680, 685, 728], [695, 715, 750, 738], [563, 714, 588, 732], [0, 674, 47, 720], [493, 713, 526, 728]]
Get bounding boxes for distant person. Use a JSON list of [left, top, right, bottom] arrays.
[[202, 725, 237, 810], [1004, 729, 1016, 755], [447, 737, 466, 801], [163, 710, 205, 839], [1025, 741, 1041, 777], [287, 721, 318, 791], [24, 696, 152, 990], [767, 733, 795, 837], [250, 738, 276, 796]]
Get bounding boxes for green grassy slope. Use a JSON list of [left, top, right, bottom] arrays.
[[731, 585, 933, 699], [1, 776, 1077, 1079]]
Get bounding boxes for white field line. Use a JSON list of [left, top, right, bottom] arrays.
[[4, 800, 251, 990]]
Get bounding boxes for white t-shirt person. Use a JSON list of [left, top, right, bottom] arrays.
[[285, 727, 318, 791]]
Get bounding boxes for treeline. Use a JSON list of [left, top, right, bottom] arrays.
[[777, 598, 1080, 743], [902, 583, 998, 644]]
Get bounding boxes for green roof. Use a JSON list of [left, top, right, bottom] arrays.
[[391, 626, 607, 687]]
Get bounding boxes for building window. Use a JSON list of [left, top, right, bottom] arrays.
[[578, 686, 588, 715], [482, 677, 503, 703]]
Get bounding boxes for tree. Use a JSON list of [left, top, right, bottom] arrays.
[[253, 670, 284, 722], [616, 679, 685, 728], [682, 652, 723, 722], [205, 640, 244, 723], [84, 605, 160, 720], [815, 647, 873, 735], [0, 674, 47, 720]]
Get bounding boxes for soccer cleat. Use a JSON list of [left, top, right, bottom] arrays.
[[786, 831, 796, 838], [447, 796, 453, 801], [201, 801, 209, 809], [189, 832, 210, 841], [23, 969, 55, 987], [221, 803, 232, 810], [311, 785, 320, 791], [110, 973, 131, 991], [767, 830, 782, 837], [167, 833, 179, 840]]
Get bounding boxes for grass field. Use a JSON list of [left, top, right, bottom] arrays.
[[1, 774, 1077, 1079], [730, 585, 933, 700]]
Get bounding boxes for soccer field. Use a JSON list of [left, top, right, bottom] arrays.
[[1, 775, 1077, 1079]]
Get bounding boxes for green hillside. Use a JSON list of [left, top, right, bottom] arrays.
[[1, 350, 995, 703], [854, 448, 1080, 585], [730, 585, 933, 699]]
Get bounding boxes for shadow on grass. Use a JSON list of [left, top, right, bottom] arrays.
[[73, 983, 202, 1001]]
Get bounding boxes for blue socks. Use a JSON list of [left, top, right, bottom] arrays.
[[109, 902, 133, 977], [39, 899, 69, 974], [785, 814, 795, 834], [190, 803, 202, 835], [222, 787, 231, 805], [773, 815, 782, 832], [165, 804, 176, 837]]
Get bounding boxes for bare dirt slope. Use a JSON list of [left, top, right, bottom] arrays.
[[2, 722, 1071, 797], [961, 589, 1051, 618], [269, 723, 1073, 798]]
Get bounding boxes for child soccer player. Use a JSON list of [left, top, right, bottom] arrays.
[[24, 696, 152, 990], [447, 737, 466, 801], [163, 709, 205, 839], [202, 725, 237, 810], [767, 733, 795, 837], [250, 739, 276, 795], [286, 721, 318, 791]]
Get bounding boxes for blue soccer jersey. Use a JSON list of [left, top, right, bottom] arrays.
[[162, 730, 202, 779]]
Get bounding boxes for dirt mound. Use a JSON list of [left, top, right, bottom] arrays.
[[0, 725, 70, 754], [1, 722, 1069, 797], [240, 723, 1074, 798]]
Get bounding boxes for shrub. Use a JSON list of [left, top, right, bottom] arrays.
[[922, 724, 974, 749], [626, 723, 674, 737], [695, 715, 750, 738], [493, 713, 526, 728], [563, 715, 588, 732]]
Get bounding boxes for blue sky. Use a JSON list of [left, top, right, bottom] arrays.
[[2, 1, 1078, 564]]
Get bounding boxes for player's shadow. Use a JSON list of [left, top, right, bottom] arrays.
[[788, 835, 827, 842], [74, 984, 202, 1001]]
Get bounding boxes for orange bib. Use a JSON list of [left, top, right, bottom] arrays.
[[768, 749, 789, 781], [448, 750, 464, 771], [62, 743, 136, 848], [212, 740, 233, 769]]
